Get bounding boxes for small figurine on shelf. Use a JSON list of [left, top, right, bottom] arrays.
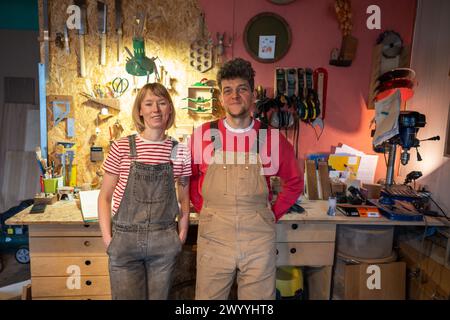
[[215, 32, 232, 65]]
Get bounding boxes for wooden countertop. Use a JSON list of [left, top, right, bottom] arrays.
[[281, 200, 449, 227], [6, 200, 86, 225], [5, 199, 449, 227], [5, 200, 202, 226]]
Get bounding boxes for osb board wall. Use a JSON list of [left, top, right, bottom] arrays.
[[38, 0, 223, 187]]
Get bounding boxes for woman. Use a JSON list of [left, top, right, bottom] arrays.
[[98, 83, 191, 300]]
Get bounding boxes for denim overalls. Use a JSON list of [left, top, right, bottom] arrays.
[[107, 134, 182, 299]]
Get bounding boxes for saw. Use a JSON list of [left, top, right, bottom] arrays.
[[97, 1, 107, 66], [115, 0, 123, 62], [74, 0, 87, 77], [41, 0, 50, 82]]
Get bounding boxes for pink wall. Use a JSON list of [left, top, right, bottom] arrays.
[[199, 0, 417, 182]]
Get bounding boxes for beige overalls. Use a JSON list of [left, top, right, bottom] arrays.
[[195, 123, 276, 300]]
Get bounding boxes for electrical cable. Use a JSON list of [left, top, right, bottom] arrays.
[[427, 195, 450, 221], [311, 121, 325, 141]]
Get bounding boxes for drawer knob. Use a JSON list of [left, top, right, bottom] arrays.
[[290, 248, 296, 254], [83, 224, 90, 228], [291, 224, 298, 230], [86, 280, 92, 286], [85, 260, 91, 266], [276, 249, 279, 255], [84, 241, 91, 247]]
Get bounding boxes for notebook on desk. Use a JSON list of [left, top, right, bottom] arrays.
[[79, 190, 100, 222]]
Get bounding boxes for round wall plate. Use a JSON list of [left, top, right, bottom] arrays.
[[243, 12, 292, 63]]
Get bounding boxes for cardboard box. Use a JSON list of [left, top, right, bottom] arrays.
[[344, 262, 406, 300], [331, 181, 346, 196]]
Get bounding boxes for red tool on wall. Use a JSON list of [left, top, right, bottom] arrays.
[[312, 67, 329, 137], [313, 68, 328, 120]]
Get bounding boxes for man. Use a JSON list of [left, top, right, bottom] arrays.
[[190, 58, 303, 300]]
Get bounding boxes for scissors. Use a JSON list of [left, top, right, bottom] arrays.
[[111, 77, 129, 97], [94, 84, 106, 98]]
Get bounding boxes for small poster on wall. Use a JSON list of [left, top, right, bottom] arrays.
[[258, 35, 276, 59]]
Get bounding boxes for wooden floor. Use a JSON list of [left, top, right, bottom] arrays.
[[0, 252, 30, 289], [0, 252, 30, 300]]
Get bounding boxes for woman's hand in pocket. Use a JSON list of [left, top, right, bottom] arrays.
[[103, 235, 112, 251]]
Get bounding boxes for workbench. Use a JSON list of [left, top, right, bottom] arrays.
[[6, 200, 448, 300]]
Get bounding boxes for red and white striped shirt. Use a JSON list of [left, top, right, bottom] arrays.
[[102, 135, 192, 215]]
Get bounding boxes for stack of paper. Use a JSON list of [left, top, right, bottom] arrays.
[[332, 144, 379, 184], [79, 189, 100, 222]]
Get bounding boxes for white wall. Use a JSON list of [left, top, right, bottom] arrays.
[[0, 29, 40, 211], [400, 0, 450, 213]]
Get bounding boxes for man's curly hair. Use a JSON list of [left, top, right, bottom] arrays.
[[217, 58, 255, 92]]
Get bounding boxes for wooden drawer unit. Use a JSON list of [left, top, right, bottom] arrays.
[[276, 242, 335, 266], [29, 224, 102, 237], [34, 295, 111, 300], [30, 237, 106, 257], [276, 223, 336, 242], [31, 256, 109, 276], [29, 223, 111, 300], [31, 276, 111, 298]]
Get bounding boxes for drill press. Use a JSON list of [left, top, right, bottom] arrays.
[[372, 111, 440, 221]]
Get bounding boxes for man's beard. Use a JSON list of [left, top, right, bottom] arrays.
[[227, 108, 249, 118]]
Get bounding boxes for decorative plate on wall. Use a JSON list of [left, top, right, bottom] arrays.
[[243, 12, 292, 63]]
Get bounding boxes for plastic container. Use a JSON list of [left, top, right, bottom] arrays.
[[276, 266, 304, 300], [43, 178, 58, 194], [336, 225, 394, 259]]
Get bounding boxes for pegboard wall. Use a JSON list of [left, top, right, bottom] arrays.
[[38, 0, 224, 187]]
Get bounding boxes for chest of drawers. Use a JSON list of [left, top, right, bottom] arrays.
[[29, 224, 111, 300]]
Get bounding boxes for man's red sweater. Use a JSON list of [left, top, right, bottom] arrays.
[[189, 118, 303, 221]]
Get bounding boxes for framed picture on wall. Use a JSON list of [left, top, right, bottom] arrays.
[[258, 35, 276, 59]]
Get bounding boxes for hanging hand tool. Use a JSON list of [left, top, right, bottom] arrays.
[[125, 13, 159, 78], [97, 1, 107, 66], [55, 32, 64, 49], [64, 24, 70, 54], [75, 0, 87, 77], [110, 77, 129, 97], [286, 69, 296, 98], [55, 144, 66, 184], [115, 0, 123, 62], [296, 68, 308, 121], [41, 0, 50, 82], [305, 68, 320, 121], [66, 149, 75, 186], [189, 13, 213, 73], [313, 68, 328, 121], [52, 100, 70, 126]]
